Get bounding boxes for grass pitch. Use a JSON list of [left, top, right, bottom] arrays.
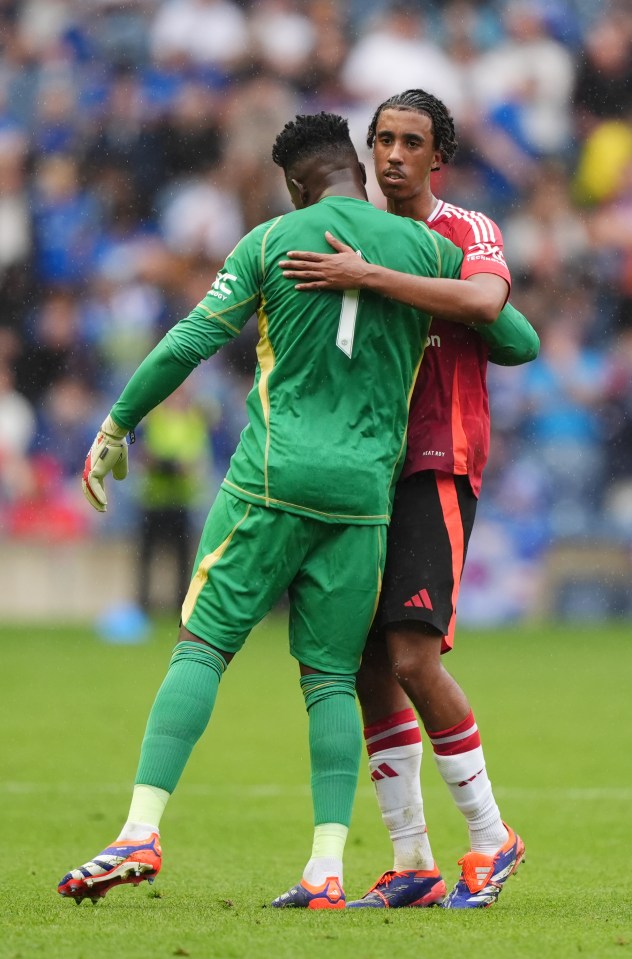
[[1, 614, 630, 959]]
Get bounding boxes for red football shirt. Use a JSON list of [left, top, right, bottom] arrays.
[[401, 199, 512, 497]]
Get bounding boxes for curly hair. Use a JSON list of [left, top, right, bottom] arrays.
[[272, 112, 356, 172], [366, 89, 458, 163]]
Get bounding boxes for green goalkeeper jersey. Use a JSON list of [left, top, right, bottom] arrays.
[[112, 196, 463, 525]]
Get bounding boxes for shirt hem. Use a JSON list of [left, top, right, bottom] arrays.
[[221, 480, 390, 525]]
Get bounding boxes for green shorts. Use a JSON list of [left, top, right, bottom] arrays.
[[182, 489, 385, 674]]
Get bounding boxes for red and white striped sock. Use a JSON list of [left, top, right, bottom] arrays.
[[364, 708, 435, 872], [429, 710, 507, 856]]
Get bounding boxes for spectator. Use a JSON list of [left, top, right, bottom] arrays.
[[588, 154, 632, 296], [32, 75, 80, 155], [340, 4, 462, 111], [34, 374, 99, 479], [296, 0, 348, 105], [31, 153, 101, 285], [15, 288, 99, 403], [573, 117, 632, 206], [84, 0, 151, 69], [249, 0, 316, 84], [472, 0, 575, 157], [502, 160, 590, 282], [520, 315, 608, 535], [0, 360, 36, 506], [86, 250, 171, 390], [149, 0, 249, 75], [0, 130, 29, 266], [159, 158, 245, 261], [573, 8, 632, 134], [143, 80, 225, 188], [0, 127, 32, 334], [459, 0, 575, 210], [222, 75, 300, 228], [602, 305, 632, 536], [135, 385, 212, 614]]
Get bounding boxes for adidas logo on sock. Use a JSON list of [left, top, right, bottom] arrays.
[[371, 762, 399, 781]]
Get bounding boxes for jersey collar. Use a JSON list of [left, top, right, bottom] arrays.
[[426, 198, 444, 223]]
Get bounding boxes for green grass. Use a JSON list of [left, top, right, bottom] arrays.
[[1, 615, 631, 959]]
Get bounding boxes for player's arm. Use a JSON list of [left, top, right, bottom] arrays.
[[83, 234, 262, 512], [280, 231, 503, 326], [432, 217, 538, 363], [110, 293, 260, 432], [475, 302, 540, 366]]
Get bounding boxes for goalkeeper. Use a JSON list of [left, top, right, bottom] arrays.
[[58, 111, 522, 909]]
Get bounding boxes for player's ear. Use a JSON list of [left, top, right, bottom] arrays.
[[288, 177, 308, 209], [431, 149, 442, 173], [359, 161, 367, 186]]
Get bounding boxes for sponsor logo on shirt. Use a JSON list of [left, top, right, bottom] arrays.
[[466, 242, 506, 263], [426, 334, 441, 348], [208, 271, 238, 301]]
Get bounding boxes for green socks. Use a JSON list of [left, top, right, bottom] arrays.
[[300, 674, 361, 827], [135, 641, 227, 793], [133, 648, 359, 843]]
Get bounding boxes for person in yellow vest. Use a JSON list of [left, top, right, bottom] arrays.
[[136, 385, 211, 614]]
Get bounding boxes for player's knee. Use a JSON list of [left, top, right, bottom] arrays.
[[390, 647, 419, 686], [388, 632, 442, 690]]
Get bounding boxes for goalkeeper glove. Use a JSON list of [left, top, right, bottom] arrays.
[[82, 414, 131, 512]]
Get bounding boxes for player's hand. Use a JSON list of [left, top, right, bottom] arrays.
[[82, 414, 130, 512], [279, 232, 367, 290]]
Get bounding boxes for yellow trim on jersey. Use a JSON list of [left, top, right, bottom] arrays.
[[255, 300, 275, 506], [251, 216, 286, 504], [193, 216, 283, 338], [371, 525, 385, 622], [194, 297, 258, 335], [181, 504, 252, 625], [260, 216, 284, 277], [221, 479, 390, 524]]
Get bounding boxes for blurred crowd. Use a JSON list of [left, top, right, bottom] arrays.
[[1, 0, 632, 620]]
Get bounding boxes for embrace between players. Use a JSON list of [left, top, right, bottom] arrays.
[[60, 89, 537, 910]]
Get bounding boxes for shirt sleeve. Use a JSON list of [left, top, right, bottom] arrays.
[[111, 339, 198, 430], [475, 302, 540, 366], [111, 229, 264, 430], [167, 228, 264, 365], [452, 214, 512, 289]]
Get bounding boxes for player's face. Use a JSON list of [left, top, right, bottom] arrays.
[[373, 109, 441, 202]]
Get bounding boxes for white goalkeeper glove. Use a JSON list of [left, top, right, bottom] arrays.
[[82, 414, 132, 512]]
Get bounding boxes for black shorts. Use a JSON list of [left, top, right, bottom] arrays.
[[377, 471, 477, 651]]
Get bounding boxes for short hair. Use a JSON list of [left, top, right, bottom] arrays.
[[366, 89, 458, 163], [272, 112, 356, 173]]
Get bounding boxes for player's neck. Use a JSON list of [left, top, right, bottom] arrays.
[[319, 180, 368, 203], [387, 191, 438, 223]]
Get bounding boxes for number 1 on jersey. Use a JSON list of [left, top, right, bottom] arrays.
[[336, 249, 363, 359]]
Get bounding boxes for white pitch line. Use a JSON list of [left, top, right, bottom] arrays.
[[2, 782, 632, 801]]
